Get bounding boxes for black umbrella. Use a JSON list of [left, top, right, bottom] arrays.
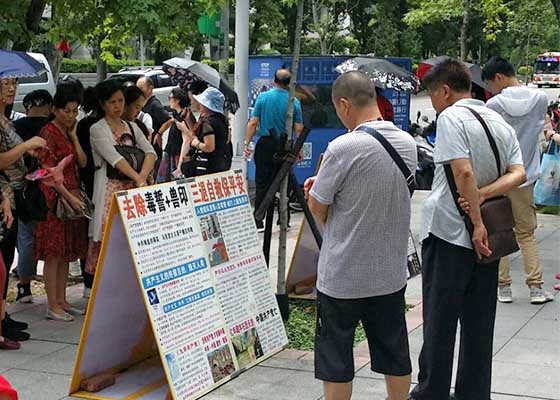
[[336, 57, 419, 93], [163, 57, 239, 113], [417, 56, 489, 91]]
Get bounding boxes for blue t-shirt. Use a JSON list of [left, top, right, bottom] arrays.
[[252, 88, 303, 137]]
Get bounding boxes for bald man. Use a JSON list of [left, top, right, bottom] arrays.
[[305, 71, 416, 400], [245, 69, 304, 231], [137, 76, 171, 138]]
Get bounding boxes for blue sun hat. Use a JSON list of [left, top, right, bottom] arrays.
[[193, 87, 225, 115]]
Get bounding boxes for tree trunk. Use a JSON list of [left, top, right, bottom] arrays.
[[249, 13, 262, 55], [459, 0, 470, 61], [311, 0, 327, 55], [93, 39, 107, 82], [552, 0, 560, 25], [12, 0, 47, 51]]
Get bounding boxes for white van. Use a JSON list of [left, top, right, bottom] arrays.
[[13, 53, 56, 113]]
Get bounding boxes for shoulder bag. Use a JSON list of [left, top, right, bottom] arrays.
[[444, 106, 519, 264]]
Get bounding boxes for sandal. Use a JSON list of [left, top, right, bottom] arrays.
[[555, 273, 560, 280], [0, 336, 21, 350]]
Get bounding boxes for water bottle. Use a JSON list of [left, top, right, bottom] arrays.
[[245, 142, 255, 162]]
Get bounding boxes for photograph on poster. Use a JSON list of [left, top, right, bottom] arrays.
[[200, 214, 230, 267], [165, 352, 181, 383], [232, 327, 264, 369], [207, 345, 236, 383]]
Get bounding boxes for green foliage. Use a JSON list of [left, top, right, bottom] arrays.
[[285, 300, 366, 351], [201, 58, 235, 74], [60, 58, 155, 73]]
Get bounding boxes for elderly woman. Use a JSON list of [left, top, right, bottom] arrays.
[[86, 80, 156, 273], [176, 87, 229, 177]]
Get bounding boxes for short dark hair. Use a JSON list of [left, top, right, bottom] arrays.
[[187, 81, 208, 96], [422, 59, 471, 93], [332, 71, 377, 107], [57, 75, 84, 104], [22, 89, 52, 111], [52, 86, 81, 109], [81, 87, 97, 114], [481, 56, 516, 81], [170, 87, 189, 108], [94, 79, 124, 116], [124, 85, 145, 106], [274, 69, 291, 86]]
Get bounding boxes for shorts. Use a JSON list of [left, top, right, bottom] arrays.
[[314, 286, 412, 382]]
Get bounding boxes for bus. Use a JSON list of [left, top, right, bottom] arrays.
[[533, 52, 560, 88]]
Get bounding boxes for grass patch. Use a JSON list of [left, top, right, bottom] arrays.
[[537, 205, 560, 215], [285, 299, 415, 351], [285, 299, 366, 351]]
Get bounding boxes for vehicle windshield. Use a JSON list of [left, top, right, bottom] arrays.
[[534, 60, 560, 74]]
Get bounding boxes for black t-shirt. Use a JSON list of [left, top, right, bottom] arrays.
[[193, 113, 228, 175], [13, 116, 48, 170], [13, 116, 48, 141], [143, 96, 171, 134], [165, 122, 183, 157]]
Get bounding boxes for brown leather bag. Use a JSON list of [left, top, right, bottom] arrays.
[[444, 106, 519, 265]]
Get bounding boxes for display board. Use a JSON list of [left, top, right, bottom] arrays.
[[70, 170, 288, 400]]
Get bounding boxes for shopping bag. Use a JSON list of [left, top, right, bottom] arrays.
[[534, 142, 560, 206]]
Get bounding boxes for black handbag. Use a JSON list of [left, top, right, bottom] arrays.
[[0, 171, 48, 224], [444, 106, 519, 264], [106, 121, 146, 180]]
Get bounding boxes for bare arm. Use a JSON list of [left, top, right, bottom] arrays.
[[479, 164, 527, 202], [308, 195, 328, 229], [294, 123, 304, 137], [450, 159, 492, 259], [196, 134, 215, 153], [245, 117, 259, 145]]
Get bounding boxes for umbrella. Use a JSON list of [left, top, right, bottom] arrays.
[[0, 50, 46, 79], [163, 57, 239, 113], [336, 57, 420, 93], [417, 56, 489, 91]]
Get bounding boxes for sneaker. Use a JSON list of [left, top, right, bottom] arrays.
[[83, 287, 91, 299], [69, 260, 82, 277], [4, 314, 28, 330], [256, 220, 265, 233], [15, 283, 33, 303], [530, 286, 555, 304], [555, 273, 560, 280], [555, 283, 560, 291], [1, 320, 30, 342], [498, 286, 513, 303]]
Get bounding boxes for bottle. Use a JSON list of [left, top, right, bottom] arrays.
[[245, 142, 255, 162]]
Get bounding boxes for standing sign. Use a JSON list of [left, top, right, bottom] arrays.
[[70, 170, 288, 400]]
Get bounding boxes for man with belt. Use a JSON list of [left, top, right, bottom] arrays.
[[244, 69, 303, 231]]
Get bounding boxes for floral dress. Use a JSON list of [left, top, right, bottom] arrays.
[[34, 122, 88, 262], [86, 128, 135, 273]]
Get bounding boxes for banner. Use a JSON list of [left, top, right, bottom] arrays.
[[70, 170, 288, 400]]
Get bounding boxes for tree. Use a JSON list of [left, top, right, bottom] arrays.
[[309, 0, 347, 55], [0, 0, 48, 50], [404, 0, 510, 61], [552, 0, 560, 25]]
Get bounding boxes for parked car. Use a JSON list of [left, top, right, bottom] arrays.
[[110, 67, 177, 105], [14, 52, 56, 113]]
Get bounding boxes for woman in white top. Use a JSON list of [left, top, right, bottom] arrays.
[[86, 80, 156, 273]]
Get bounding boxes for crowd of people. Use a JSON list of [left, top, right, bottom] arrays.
[[0, 74, 231, 350]]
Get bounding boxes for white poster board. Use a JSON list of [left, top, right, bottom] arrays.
[[70, 170, 288, 400]]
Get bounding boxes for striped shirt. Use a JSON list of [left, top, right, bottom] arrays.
[[310, 121, 417, 299]]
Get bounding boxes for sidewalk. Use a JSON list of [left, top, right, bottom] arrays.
[[1, 192, 558, 400]]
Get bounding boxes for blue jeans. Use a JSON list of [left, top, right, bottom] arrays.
[[16, 219, 37, 279]]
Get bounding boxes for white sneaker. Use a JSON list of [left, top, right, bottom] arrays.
[[498, 286, 513, 303], [530, 286, 555, 304], [69, 261, 81, 277], [83, 287, 91, 299]]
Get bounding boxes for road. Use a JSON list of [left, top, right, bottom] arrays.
[[410, 86, 560, 123]]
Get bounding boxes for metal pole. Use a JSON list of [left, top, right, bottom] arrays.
[[232, 0, 250, 170], [140, 35, 145, 68]]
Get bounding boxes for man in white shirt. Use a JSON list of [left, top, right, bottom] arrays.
[[306, 71, 416, 400], [410, 59, 526, 400], [482, 56, 554, 304]]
